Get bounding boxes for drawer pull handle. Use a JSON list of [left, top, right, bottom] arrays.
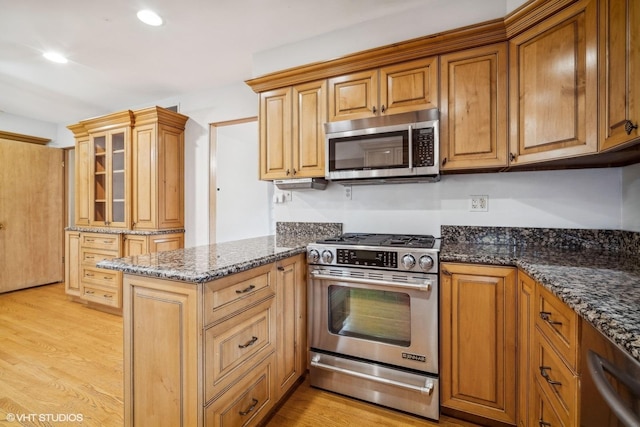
[[86, 273, 95, 277], [538, 421, 551, 427], [238, 398, 258, 416], [236, 284, 256, 294], [86, 256, 95, 259], [103, 276, 111, 280], [103, 294, 112, 298], [86, 238, 95, 242], [103, 240, 111, 244], [85, 290, 95, 295], [238, 336, 258, 349], [539, 366, 562, 386], [539, 311, 563, 326]]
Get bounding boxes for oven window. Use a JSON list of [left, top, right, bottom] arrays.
[[328, 285, 411, 347]]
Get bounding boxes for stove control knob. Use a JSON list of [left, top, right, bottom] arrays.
[[307, 249, 320, 263], [321, 250, 334, 264], [419, 255, 434, 271], [401, 254, 416, 270]]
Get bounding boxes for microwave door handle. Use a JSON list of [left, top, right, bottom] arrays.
[[408, 125, 413, 170]]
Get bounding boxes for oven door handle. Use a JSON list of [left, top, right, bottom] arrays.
[[310, 270, 432, 291], [311, 355, 434, 395]]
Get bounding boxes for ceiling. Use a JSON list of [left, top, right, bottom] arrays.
[[0, 0, 516, 125]]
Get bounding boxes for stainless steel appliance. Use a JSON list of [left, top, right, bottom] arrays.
[[307, 233, 440, 420], [581, 320, 640, 427], [324, 109, 439, 184]]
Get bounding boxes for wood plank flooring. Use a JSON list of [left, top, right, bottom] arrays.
[[0, 283, 481, 427]]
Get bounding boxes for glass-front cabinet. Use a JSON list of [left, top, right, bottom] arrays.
[[90, 127, 129, 228]]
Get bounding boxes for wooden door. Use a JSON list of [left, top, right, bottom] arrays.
[[328, 69, 378, 122], [0, 139, 64, 292], [379, 56, 439, 116], [509, 0, 597, 165], [440, 43, 508, 170], [292, 80, 326, 178], [599, 0, 640, 151], [260, 88, 292, 180], [440, 263, 517, 425]]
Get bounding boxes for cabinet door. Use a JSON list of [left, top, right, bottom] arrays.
[[517, 271, 536, 427], [65, 231, 81, 296], [124, 235, 148, 256], [599, 0, 640, 151], [328, 69, 378, 122], [260, 88, 292, 180], [440, 263, 517, 425], [131, 124, 157, 230], [380, 56, 438, 116], [292, 80, 327, 178], [275, 254, 306, 399], [440, 44, 508, 170], [509, 0, 597, 165], [156, 124, 184, 229], [74, 136, 91, 226], [149, 233, 183, 253]]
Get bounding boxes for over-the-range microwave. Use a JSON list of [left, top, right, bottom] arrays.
[[324, 108, 439, 184]]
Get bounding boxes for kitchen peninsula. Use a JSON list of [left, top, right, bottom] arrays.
[[100, 224, 640, 427]]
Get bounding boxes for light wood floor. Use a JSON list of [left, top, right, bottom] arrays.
[[0, 283, 481, 427]]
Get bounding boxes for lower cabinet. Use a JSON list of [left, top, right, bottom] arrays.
[[123, 253, 306, 427], [440, 262, 517, 425], [65, 230, 184, 312]]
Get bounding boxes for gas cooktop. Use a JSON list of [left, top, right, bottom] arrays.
[[316, 233, 437, 249]]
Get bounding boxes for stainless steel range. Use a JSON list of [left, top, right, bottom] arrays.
[[307, 233, 440, 420]]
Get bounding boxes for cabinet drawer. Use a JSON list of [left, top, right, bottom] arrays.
[[80, 248, 119, 266], [535, 284, 580, 371], [534, 328, 579, 426], [82, 283, 121, 308], [205, 296, 275, 403], [204, 263, 276, 326], [205, 352, 275, 427], [81, 233, 121, 251], [82, 266, 121, 288], [533, 380, 567, 427]]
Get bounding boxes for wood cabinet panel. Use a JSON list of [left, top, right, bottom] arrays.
[[509, 0, 597, 165], [150, 233, 184, 253], [533, 381, 567, 427], [74, 135, 91, 226], [380, 56, 438, 115], [124, 275, 200, 427], [260, 88, 292, 179], [157, 125, 184, 228], [599, 0, 640, 150], [440, 43, 508, 170], [328, 69, 378, 122], [275, 254, 306, 398], [517, 271, 536, 427], [440, 263, 517, 425], [131, 124, 156, 229], [123, 235, 147, 256], [65, 231, 81, 296], [292, 80, 326, 178]]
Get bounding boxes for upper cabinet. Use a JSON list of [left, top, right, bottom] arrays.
[[259, 80, 326, 180], [599, 0, 640, 151], [440, 43, 508, 170], [508, 0, 598, 166], [328, 57, 438, 122], [68, 106, 188, 229]]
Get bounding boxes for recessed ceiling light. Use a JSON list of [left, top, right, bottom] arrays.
[[137, 9, 163, 26], [43, 52, 68, 64]]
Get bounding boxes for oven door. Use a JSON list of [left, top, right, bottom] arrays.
[[308, 266, 438, 374]]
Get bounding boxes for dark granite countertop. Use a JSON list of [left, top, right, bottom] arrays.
[[98, 234, 311, 283], [440, 242, 640, 363], [66, 226, 185, 235]]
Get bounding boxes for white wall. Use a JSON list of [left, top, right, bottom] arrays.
[[273, 168, 624, 236], [622, 163, 640, 232], [0, 112, 58, 141]]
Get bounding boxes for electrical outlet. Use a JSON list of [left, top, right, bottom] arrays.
[[470, 195, 489, 212], [344, 185, 352, 200]]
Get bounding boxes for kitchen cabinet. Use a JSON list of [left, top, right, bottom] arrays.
[[508, 0, 598, 166], [79, 232, 123, 310], [327, 57, 438, 122], [275, 254, 306, 399], [517, 271, 536, 427], [439, 43, 508, 170], [440, 263, 517, 425], [64, 231, 81, 296], [123, 233, 184, 256], [259, 80, 326, 180], [599, 0, 640, 151], [68, 125, 91, 226], [123, 255, 306, 426]]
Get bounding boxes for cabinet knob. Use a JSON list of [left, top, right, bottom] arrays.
[[625, 120, 638, 135], [286, 169, 290, 176], [292, 168, 297, 175], [442, 157, 447, 166], [0, 223, 4, 230], [381, 104, 386, 113], [509, 153, 516, 162], [372, 106, 377, 114]]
